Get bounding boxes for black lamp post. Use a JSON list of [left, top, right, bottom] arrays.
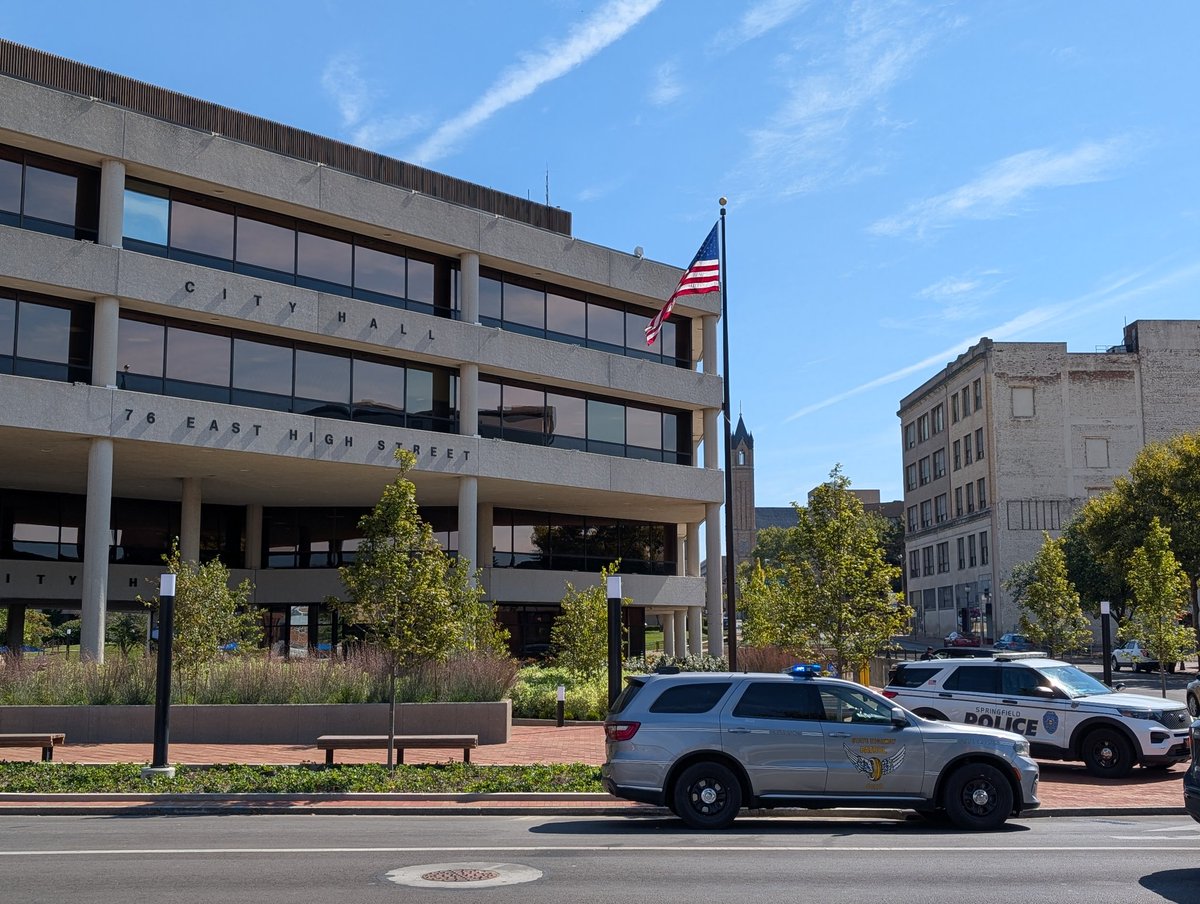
[[144, 572, 177, 779]]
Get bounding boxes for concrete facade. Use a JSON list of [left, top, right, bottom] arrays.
[[899, 321, 1200, 640], [0, 47, 725, 660]]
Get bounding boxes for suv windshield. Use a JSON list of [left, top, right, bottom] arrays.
[[1039, 664, 1112, 698]]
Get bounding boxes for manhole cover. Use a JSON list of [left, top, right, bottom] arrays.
[[386, 862, 542, 889], [422, 868, 501, 882]]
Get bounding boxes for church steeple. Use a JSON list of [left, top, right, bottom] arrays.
[[730, 413, 755, 565]]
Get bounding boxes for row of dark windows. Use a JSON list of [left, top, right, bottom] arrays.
[[0, 490, 678, 577], [0, 147, 99, 241], [480, 377, 689, 465], [117, 312, 457, 432], [0, 291, 93, 384]]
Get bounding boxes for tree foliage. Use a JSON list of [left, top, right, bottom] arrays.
[[1010, 532, 1093, 658], [107, 612, 149, 656], [142, 543, 261, 683], [550, 561, 625, 677], [0, 608, 52, 649], [1124, 517, 1193, 697], [738, 466, 909, 676]]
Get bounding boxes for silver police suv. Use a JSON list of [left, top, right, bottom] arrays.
[[601, 666, 1040, 830], [884, 652, 1192, 777]]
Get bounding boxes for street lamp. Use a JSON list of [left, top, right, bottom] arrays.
[[981, 590, 991, 643]]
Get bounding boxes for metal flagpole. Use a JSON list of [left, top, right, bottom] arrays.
[[719, 197, 738, 670]]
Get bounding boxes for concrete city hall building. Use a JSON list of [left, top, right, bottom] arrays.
[[899, 320, 1200, 642], [0, 41, 729, 661]]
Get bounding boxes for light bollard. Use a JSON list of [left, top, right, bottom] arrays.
[[1101, 600, 1113, 687], [556, 684, 566, 728], [607, 575, 622, 708], [142, 572, 177, 780]]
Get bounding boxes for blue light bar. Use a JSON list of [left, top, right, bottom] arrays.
[[787, 663, 823, 677]]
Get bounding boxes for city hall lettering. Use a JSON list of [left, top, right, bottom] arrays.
[[121, 409, 470, 462]]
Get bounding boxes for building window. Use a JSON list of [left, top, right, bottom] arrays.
[[957, 537, 965, 570], [980, 531, 989, 566], [904, 422, 916, 449], [935, 494, 948, 523], [0, 291, 92, 384], [922, 545, 934, 577], [920, 500, 932, 529], [907, 506, 917, 532], [938, 586, 954, 610], [0, 144, 100, 241], [919, 457, 931, 486], [923, 588, 937, 611], [973, 378, 982, 412], [953, 440, 961, 470], [951, 393, 959, 423], [1006, 499, 1063, 531], [932, 404, 944, 435], [963, 434, 973, 465], [966, 482, 975, 514], [975, 427, 985, 460], [909, 550, 920, 578], [1085, 437, 1109, 468], [933, 449, 946, 478], [968, 534, 977, 567], [961, 386, 971, 417], [936, 542, 950, 573], [1012, 386, 1034, 418], [918, 414, 930, 443], [905, 463, 917, 492], [955, 487, 963, 517], [977, 478, 987, 509]]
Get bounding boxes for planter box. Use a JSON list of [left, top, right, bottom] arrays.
[[0, 701, 511, 746]]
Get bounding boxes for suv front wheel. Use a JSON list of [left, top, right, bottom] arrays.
[[942, 762, 1014, 830], [672, 761, 743, 830], [1081, 726, 1136, 778]]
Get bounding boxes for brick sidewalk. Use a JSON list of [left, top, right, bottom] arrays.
[[0, 723, 1187, 812]]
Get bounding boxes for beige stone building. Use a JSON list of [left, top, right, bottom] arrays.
[[899, 320, 1200, 641]]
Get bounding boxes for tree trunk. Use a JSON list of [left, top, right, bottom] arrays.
[[1160, 663, 1168, 699], [387, 669, 397, 772]]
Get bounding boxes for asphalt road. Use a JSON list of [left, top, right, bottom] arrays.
[[2, 813, 1197, 903]]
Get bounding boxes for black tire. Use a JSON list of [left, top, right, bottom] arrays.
[[1081, 727, 1136, 778], [942, 762, 1013, 830], [672, 761, 743, 829], [1188, 693, 1199, 719], [1111, 657, 1121, 672], [914, 709, 948, 721]]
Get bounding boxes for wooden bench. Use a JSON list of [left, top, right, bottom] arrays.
[[0, 733, 65, 762], [316, 734, 478, 766]]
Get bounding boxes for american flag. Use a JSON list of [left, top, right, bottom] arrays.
[[645, 223, 721, 346]]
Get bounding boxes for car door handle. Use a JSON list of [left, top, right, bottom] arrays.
[[827, 731, 852, 738], [938, 692, 953, 698], [1002, 699, 1019, 705], [727, 728, 750, 733]]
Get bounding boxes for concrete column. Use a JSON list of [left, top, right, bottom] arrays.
[[675, 525, 686, 575], [80, 437, 113, 662], [705, 502, 724, 658], [245, 504, 263, 570], [686, 522, 701, 577], [180, 478, 202, 563], [674, 607, 688, 656], [98, 159, 126, 248], [702, 315, 718, 375], [457, 476, 478, 580], [92, 296, 119, 388], [688, 604, 703, 657], [661, 611, 676, 657], [459, 252, 480, 324], [460, 362, 479, 436], [703, 409, 718, 469], [477, 502, 494, 571]]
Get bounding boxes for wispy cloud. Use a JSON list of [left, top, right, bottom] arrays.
[[879, 269, 1006, 330], [409, 0, 662, 165], [785, 258, 1200, 421], [870, 138, 1135, 238], [320, 52, 427, 150], [648, 62, 683, 106], [716, 0, 810, 50], [738, 1, 952, 200]]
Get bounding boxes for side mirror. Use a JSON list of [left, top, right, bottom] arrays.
[[891, 707, 909, 728], [1030, 686, 1058, 699], [1114, 682, 1126, 691]]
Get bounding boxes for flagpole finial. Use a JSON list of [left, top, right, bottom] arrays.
[[719, 196, 728, 207]]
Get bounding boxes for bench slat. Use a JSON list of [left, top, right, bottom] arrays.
[[0, 733, 66, 762], [316, 734, 477, 766]]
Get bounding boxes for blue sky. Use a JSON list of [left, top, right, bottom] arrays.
[[7, 1, 1199, 506]]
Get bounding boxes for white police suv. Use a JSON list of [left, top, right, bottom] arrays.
[[884, 652, 1191, 778]]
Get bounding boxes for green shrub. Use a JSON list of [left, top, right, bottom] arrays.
[[510, 665, 609, 720]]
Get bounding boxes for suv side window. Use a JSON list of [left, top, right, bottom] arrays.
[[1001, 666, 1046, 697], [943, 666, 1000, 694], [732, 682, 822, 720], [818, 686, 896, 725], [889, 666, 940, 688], [649, 682, 732, 714], [608, 678, 645, 715]]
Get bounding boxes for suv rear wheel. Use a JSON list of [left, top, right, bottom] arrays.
[[1081, 726, 1135, 778], [1188, 692, 1200, 719], [942, 762, 1013, 830], [672, 761, 742, 830]]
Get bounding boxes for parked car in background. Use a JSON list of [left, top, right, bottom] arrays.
[[1185, 719, 1200, 824], [994, 633, 1032, 652], [944, 631, 981, 648], [1111, 639, 1175, 673], [1185, 677, 1200, 718]]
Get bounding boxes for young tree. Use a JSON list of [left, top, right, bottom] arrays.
[[335, 450, 486, 768], [741, 467, 908, 677], [550, 561, 624, 677], [1124, 517, 1193, 698], [107, 612, 149, 656], [0, 608, 52, 651], [1011, 532, 1093, 658], [143, 543, 261, 686]]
